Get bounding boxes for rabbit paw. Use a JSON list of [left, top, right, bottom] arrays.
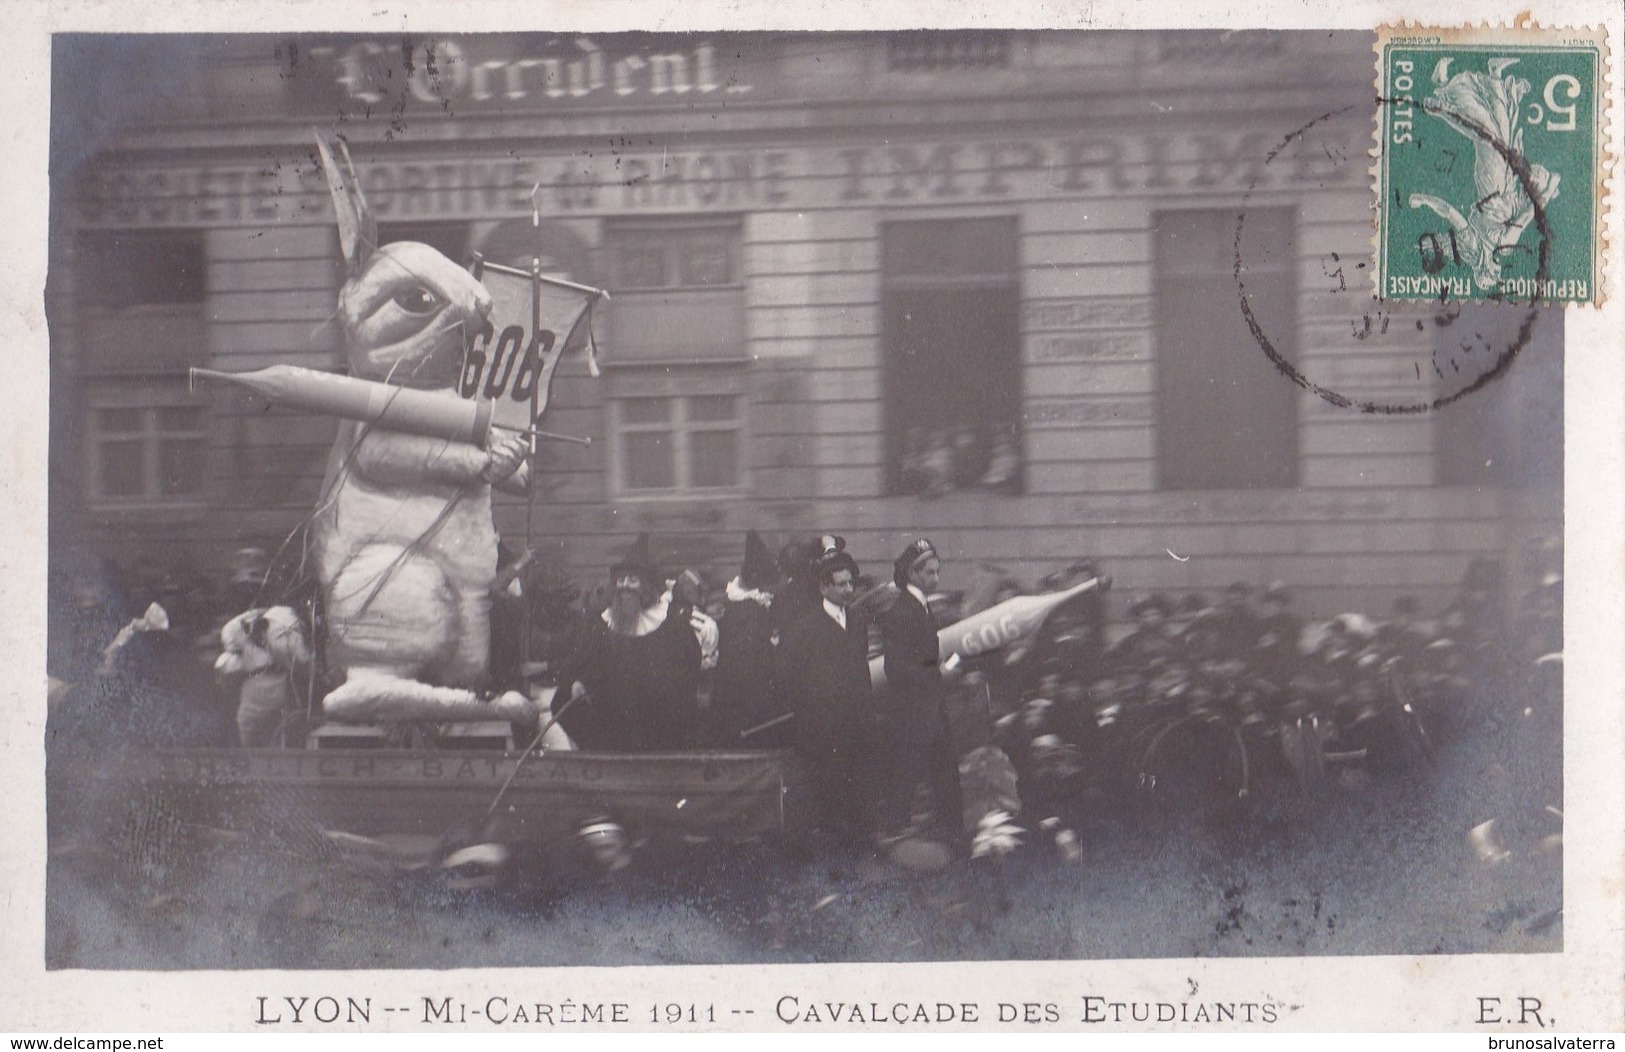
[[480, 433, 530, 483]]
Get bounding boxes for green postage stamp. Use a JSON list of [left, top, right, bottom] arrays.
[[1376, 24, 1609, 306]]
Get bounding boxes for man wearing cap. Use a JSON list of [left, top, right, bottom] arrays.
[[561, 534, 702, 751], [1108, 593, 1179, 674], [776, 544, 874, 848], [877, 539, 965, 853], [773, 534, 846, 632]]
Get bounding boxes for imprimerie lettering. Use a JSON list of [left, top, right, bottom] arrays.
[[1488, 1040, 1617, 1050], [1079, 996, 1282, 1025]]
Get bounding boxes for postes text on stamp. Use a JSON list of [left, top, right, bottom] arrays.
[[1376, 25, 1607, 306]]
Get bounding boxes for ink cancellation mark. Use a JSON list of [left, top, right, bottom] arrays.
[[1376, 25, 1607, 307], [1236, 104, 1550, 416]]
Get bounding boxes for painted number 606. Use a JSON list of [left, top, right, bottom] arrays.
[[1526, 74, 1582, 131], [960, 614, 1019, 656]]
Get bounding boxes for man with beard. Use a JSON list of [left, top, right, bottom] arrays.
[[776, 545, 873, 849], [560, 534, 701, 751]]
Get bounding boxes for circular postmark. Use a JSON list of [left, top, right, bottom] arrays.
[[1234, 98, 1552, 416]]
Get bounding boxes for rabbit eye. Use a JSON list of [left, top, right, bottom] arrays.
[[393, 286, 441, 315]]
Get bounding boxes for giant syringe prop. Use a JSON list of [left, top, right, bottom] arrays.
[[866, 575, 1107, 692], [189, 366, 591, 447]]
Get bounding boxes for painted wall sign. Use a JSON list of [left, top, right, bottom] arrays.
[[1027, 398, 1156, 426], [1027, 332, 1152, 362], [1022, 297, 1153, 331], [73, 127, 1360, 228]]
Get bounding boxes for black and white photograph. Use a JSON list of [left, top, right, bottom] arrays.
[[6, 0, 1623, 1035]]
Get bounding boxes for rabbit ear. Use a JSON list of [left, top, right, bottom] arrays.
[[314, 131, 377, 272], [335, 138, 379, 257]]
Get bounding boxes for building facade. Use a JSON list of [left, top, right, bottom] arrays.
[[48, 31, 1563, 616]]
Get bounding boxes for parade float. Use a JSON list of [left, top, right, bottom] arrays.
[[47, 136, 1107, 874]]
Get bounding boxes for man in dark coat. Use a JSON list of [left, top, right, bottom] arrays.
[[1214, 581, 1262, 662], [1253, 581, 1305, 687], [1107, 592, 1180, 675], [877, 538, 965, 852], [776, 546, 873, 847], [561, 534, 702, 751], [711, 530, 789, 747]]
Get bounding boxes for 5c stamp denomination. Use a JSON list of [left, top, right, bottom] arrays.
[[1376, 24, 1608, 305]]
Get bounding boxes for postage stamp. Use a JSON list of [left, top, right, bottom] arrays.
[[8, 3, 1625, 1037], [1375, 24, 1609, 305]]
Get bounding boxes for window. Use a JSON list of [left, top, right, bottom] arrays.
[[606, 221, 739, 291], [76, 229, 210, 506], [85, 389, 209, 504], [882, 218, 1023, 496], [608, 373, 746, 496], [1435, 306, 1563, 488], [1154, 208, 1299, 489], [601, 218, 748, 498], [602, 217, 745, 364]]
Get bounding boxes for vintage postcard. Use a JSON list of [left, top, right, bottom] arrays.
[[3, 0, 1622, 1037]]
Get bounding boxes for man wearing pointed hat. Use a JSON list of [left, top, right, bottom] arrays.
[[877, 538, 965, 854], [560, 534, 702, 751], [604, 533, 663, 637], [711, 531, 790, 746]]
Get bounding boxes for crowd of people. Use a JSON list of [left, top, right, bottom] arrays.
[[46, 529, 1561, 866], [896, 423, 1023, 498], [549, 532, 967, 858], [975, 547, 1562, 858], [46, 551, 276, 750]]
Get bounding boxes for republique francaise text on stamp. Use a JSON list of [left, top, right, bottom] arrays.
[[1376, 24, 1608, 305]]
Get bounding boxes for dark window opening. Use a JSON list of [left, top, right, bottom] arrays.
[[883, 218, 1023, 497], [77, 229, 205, 312], [1154, 207, 1299, 489], [73, 229, 210, 506], [376, 220, 471, 266]]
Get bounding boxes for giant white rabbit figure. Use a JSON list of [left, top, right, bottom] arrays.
[[311, 135, 534, 722]]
